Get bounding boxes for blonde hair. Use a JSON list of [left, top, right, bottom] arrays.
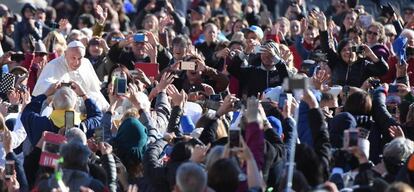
[[0, 113, 5, 131], [43, 31, 67, 56], [367, 22, 386, 43], [122, 108, 140, 121]]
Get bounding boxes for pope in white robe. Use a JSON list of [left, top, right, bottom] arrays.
[[32, 41, 109, 110]]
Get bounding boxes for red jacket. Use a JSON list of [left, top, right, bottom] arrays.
[[22, 52, 58, 94], [381, 56, 414, 85]]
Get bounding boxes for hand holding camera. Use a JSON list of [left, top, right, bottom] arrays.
[[70, 81, 87, 97], [216, 48, 231, 59], [361, 44, 379, 62], [216, 94, 237, 117]]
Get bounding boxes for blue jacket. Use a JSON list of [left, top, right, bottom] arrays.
[[21, 94, 103, 145]]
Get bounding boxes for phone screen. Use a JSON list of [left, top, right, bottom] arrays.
[[344, 129, 359, 148], [348, 131, 358, 147], [42, 142, 61, 154], [116, 78, 127, 95], [5, 161, 14, 179], [278, 93, 287, 109], [209, 94, 222, 102], [180, 61, 196, 71], [229, 129, 241, 148], [205, 100, 221, 111], [94, 128, 104, 143], [134, 33, 146, 43], [7, 105, 19, 113], [65, 111, 75, 129]]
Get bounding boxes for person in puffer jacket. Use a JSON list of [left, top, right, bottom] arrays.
[[227, 40, 289, 97]]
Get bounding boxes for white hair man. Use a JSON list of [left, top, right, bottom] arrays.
[[174, 162, 208, 192], [21, 82, 102, 146], [32, 40, 109, 110]]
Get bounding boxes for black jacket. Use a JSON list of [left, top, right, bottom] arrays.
[[320, 31, 389, 87], [142, 139, 184, 192], [195, 41, 221, 69], [108, 43, 172, 71], [228, 61, 289, 97], [308, 108, 331, 181]]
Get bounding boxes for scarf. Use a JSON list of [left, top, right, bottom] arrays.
[[49, 109, 83, 128]]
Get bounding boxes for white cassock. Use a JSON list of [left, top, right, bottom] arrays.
[[32, 56, 109, 110]]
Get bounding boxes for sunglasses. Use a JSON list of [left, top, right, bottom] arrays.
[[366, 31, 379, 36], [386, 33, 396, 37]]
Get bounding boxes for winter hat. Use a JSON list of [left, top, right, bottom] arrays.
[[329, 112, 357, 148], [267, 116, 283, 136]]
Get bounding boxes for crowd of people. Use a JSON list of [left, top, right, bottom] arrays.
[[1, 0, 414, 191]]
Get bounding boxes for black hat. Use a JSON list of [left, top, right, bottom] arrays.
[[20, 3, 36, 15]]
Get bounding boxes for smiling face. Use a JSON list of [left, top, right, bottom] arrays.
[[204, 24, 219, 43], [143, 15, 159, 32], [366, 26, 380, 45], [343, 12, 357, 30], [88, 43, 103, 57], [340, 42, 357, 64], [304, 27, 319, 45], [173, 45, 187, 60], [65, 47, 85, 71], [233, 21, 245, 33]]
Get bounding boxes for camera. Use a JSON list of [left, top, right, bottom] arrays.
[[407, 47, 414, 57], [343, 129, 359, 148], [180, 61, 196, 71], [133, 33, 147, 43], [209, 94, 222, 102], [380, 2, 395, 17], [7, 105, 19, 113], [351, 46, 364, 54], [204, 100, 221, 110], [368, 79, 381, 89], [283, 77, 309, 91], [228, 129, 241, 148], [5, 160, 14, 179], [65, 111, 75, 129], [10, 53, 25, 62], [115, 77, 127, 95]]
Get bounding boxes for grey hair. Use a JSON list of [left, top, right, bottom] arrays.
[[65, 128, 87, 145], [205, 146, 225, 171], [66, 29, 84, 44], [60, 141, 91, 169], [400, 29, 414, 39], [176, 162, 207, 192], [53, 87, 77, 110], [383, 137, 414, 162]]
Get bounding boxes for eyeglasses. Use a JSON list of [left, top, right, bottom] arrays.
[[366, 31, 379, 36], [386, 33, 396, 37]]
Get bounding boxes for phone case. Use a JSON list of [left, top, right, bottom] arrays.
[[0, 73, 15, 94]]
